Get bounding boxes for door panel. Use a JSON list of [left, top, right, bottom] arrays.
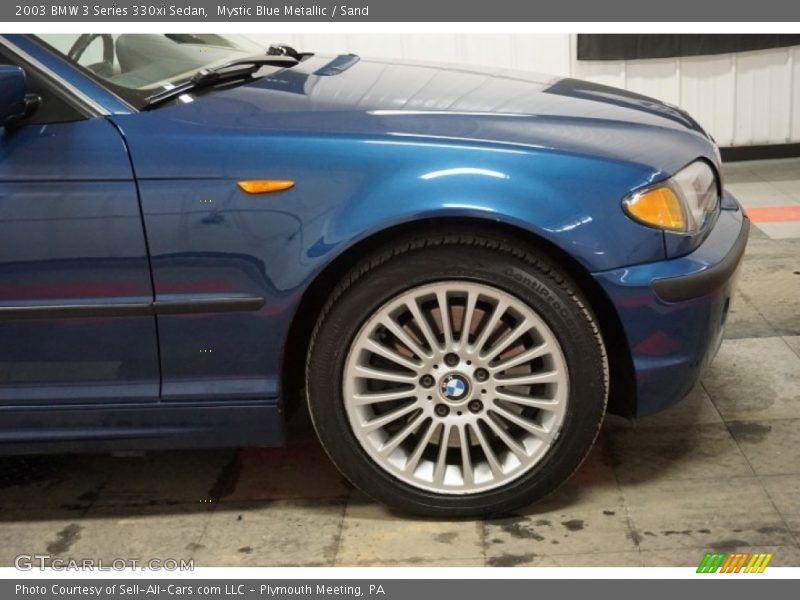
[[0, 118, 159, 405], [136, 179, 288, 402]]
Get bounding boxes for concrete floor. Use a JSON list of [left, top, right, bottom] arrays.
[[1, 158, 799, 568]]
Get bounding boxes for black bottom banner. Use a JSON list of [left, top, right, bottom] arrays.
[[4, 579, 793, 600]]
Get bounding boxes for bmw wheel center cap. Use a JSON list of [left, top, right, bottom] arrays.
[[440, 373, 471, 403]]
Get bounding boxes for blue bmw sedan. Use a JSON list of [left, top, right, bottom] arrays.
[[0, 34, 748, 516]]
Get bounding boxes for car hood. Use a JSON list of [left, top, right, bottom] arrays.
[[158, 54, 718, 174]]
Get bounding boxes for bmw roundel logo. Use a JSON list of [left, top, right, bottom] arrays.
[[440, 373, 470, 401]]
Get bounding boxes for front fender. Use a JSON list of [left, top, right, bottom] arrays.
[[116, 112, 666, 294], [298, 136, 665, 286]]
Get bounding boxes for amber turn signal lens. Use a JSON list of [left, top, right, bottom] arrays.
[[238, 180, 295, 194], [624, 186, 686, 231]]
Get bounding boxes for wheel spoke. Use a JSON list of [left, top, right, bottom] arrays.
[[489, 342, 550, 372], [490, 404, 553, 441], [494, 389, 561, 411], [404, 420, 436, 475], [362, 402, 420, 433], [471, 300, 508, 355], [495, 370, 561, 387], [481, 318, 532, 362], [472, 421, 503, 479], [436, 290, 454, 350], [364, 338, 424, 372], [379, 412, 427, 455], [404, 300, 439, 354], [459, 289, 478, 346], [353, 364, 418, 384], [481, 416, 528, 460], [433, 424, 452, 485], [379, 316, 432, 360], [458, 424, 474, 486], [352, 388, 418, 406]]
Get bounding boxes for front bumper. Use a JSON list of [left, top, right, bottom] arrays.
[[593, 191, 749, 417]]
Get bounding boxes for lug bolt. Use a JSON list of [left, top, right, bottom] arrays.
[[444, 353, 459, 367], [468, 400, 483, 413], [474, 368, 489, 382], [435, 404, 450, 417], [420, 374, 435, 388]]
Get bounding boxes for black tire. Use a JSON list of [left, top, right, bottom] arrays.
[[306, 230, 608, 518]]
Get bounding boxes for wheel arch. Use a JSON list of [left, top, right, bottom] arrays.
[[281, 216, 637, 420]]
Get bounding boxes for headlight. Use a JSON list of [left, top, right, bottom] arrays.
[[623, 160, 719, 233]]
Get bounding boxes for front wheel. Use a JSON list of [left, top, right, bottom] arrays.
[[306, 232, 608, 517]]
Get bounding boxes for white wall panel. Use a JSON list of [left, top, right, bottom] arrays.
[[453, 34, 515, 69], [510, 35, 572, 76], [735, 49, 793, 145], [251, 33, 573, 77], [625, 59, 680, 106], [403, 35, 460, 64], [249, 34, 800, 147], [572, 60, 626, 88], [343, 34, 404, 60], [680, 54, 736, 146]]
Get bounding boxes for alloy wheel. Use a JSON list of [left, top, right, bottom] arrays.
[[342, 281, 569, 495]]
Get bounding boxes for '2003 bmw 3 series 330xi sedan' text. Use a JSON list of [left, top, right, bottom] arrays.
[[0, 34, 748, 516]]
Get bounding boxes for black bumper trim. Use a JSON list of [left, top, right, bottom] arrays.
[[653, 216, 750, 303]]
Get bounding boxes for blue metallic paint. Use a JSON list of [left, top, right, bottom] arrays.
[[0, 34, 747, 452], [593, 195, 745, 416], [0, 118, 159, 406], [0, 402, 282, 455]]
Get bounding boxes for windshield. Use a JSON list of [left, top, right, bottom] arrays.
[[33, 34, 269, 109]]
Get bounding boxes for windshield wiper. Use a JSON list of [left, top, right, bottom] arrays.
[[144, 56, 299, 107]]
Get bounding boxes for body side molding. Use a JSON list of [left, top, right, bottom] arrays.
[[0, 296, 265, 320]]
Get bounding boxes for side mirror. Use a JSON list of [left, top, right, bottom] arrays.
[[0, 65, 40, 128]]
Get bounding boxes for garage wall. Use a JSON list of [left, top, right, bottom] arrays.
[[250, 34, 800, 148]]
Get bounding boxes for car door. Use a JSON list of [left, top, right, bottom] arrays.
[[0, 44, 160, 405]]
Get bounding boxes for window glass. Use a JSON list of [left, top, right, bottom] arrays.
[[33, 34, 269, 109]]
